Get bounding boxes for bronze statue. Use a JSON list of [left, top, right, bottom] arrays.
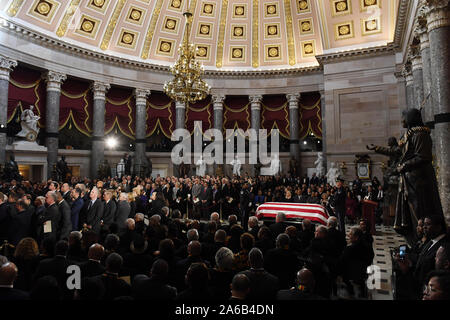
[[367, 108, 443, 245], [3, 154, 21, 181], [98, 159, 112, 180], [56, 155, 71, 182]]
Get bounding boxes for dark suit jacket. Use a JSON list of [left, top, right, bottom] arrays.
[[38, 203, 60, 241], [92, 273, 131, 300], [414, 235, 448, 289], [239, 268, 279, 300], [264, 248, 299, 289], [84, 199, 104, 234], [115, 200, 131, 231], [276, 288, 325, 300], [57, 200, 72, 240], [79, 260, 105, 278], [199, 186, 212, 205], [63, 191, 72, 206], [8, 209, 32, 246], [71, 197, 84, 231], [0, 202, 10, 241], [0, 287, 30, 300], [269, 222, 288, 240], [103, 200, 117, 227], [132, 275, 177, 300], [33, 255, 72, 299]]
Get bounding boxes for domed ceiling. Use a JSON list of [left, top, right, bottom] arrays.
[[2, 0, 398, 71]]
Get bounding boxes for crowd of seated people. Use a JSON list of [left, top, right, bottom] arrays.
[[0, 173, 448, 301]]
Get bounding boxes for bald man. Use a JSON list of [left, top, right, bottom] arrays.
[[0, 262, 29, 300], [276, 268, 325, 300], [79, 244, 105, 278]]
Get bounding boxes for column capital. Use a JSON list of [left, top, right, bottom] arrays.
[[134, 88, 151, 105], [0, 56, 17, 81], [402, 62, 414, 85], [175, 101, 185, 109], [319, 90, 325, 100], [212, 94, 225, 110], [414, 10, 430, 50], [286, 93, 301, 109], [409, 45, 423, 71], [92, 81, 110, 100], [425, 0, 450, 32], [249, 95, 263, 104], [44, 71, 67, 92]]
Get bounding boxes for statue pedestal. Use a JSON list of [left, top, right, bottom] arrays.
[[6, 140, 48, 181], [11, 140, 48, 152]]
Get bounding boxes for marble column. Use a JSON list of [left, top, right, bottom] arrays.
[[0, 56, 17, 165], [402, 62, 414, 110], [410, 46, 424, 111], [134, 88, 151, 177], [425, 0, 450, 220], [320, 90, 327, 171], [44, 71, 66, 179], [212, 95, 225, 175], [287, 93, 301, 162], [90, 82, 110, 179], [249, 95, 262, 177], [175, 101, 186, 176]]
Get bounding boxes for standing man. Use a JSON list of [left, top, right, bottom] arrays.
[[70, 188, 84, 231], [60, 183, 72, 206], [239, 183, 251, 231], [38, 192, 60, 242], [333, 178, 346, 233], [55, 191, 72, 241], [199, 180, 212, 220], [81, 187, 103, 234], [102, 190, 117, 229]]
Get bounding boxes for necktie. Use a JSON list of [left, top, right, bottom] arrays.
[[88, 200, 93, 211]]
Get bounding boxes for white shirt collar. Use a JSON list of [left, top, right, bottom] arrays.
[[430, 234, 446, 249]]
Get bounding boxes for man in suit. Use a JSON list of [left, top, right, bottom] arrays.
[[102, 190, 117, 228], [248, 216, 260, 240], [239, 183, 251, 231], [56, 192, 72, 241], [60, 183, 72, 207], [8, 199, 32, 246], [333, 178, 346, 233], [37, 192, 60, 242], [191, 178, 202, 219], [70, 188, 84, 231], [115, 192, 131, 232], [199, 181, 212, 220], [310, 173, 319, 186], [395, 215, 448, 299], [230, 274, 250, 301], [264, 233, 299, 289], [33, 240, 72, 300], [175, 241, 209, 291], [0, 192, 9, 242], [132, 259, 177, 300], [269, 212, 288, 240], [239, 248, 279, 300], [79, 243, 105, 278], [0, 262, 29, 300], [327, 216, 347, 258], [82, 187, 103, 234], [276, 268, 325, 300]]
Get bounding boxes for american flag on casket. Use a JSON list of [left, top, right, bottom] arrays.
[[256, 202, 329, 226]]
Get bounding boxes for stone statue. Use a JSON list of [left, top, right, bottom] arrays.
[[3, 154, 21, 182], [124, 153, 132, 176], [56, 155, 71, 182], [326, 162, 342, 187], [117, 159, 125, 179], [269, 153, 282, 176], [144, 156, 152, 177], [230, 155, 242, 176], [314, 152, 326, 177], [367, 108, 444, 244], [16, 105, 40, 142], [289, 157, 298, 176], [196, 155, 206, 177]]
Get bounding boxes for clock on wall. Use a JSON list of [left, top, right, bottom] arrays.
[[355, 154, 371, 180]]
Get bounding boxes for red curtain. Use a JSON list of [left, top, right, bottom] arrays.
[[7, 66, 46, 127], [261, 95, 289, 138], [105, 87, 135, 139], [299, 92, 322, 139], [60, 78, 92, 135], [146, 91, 175, 138], [186, 96, 212, 135], [223, 96, 250, 138]]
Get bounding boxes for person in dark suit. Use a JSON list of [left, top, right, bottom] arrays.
[[276, 268, 325, 300], [102, 190, 116, 228], [264, 233, 299, 289], [91, 253, 131, 300], [208, 247, 235, 300], [239, 183, 251, 231], [56, 192, 72, 241], [239, 248, 279, 300], [0, 262, 29, 300], [60, 183, 72, 207], [123, 235, 154, 279], [0, 192, 10, 242], [395, 215, 448, 299], [70, 188, 84, 232], [33, 240, 72, 300], [248, 216, 260, 240], [199, 181, 212, 220], [115, 192, 131, 232], [175, 241, 209, 291], [82, 187, 104, 234], [229, 274, 250, 301], [298, 219, 315, 251], [327, 216, 347, 258], [132, 259, 177, 300], [333, 179, 346, 233], [37, 192, 61, 242], [79, 243, 105, 278], [176, 262, 213, 301], [269, 212, 288, 240], [8, 199, 32, 246]]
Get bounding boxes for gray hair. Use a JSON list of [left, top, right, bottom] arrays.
[[248, 216, 259, 226], [276, 233, 290, 248], [327, 216, 338, 228], [248, 248, 264, 269], [215, 247, 234, 271], [69, 231, 82, 241], [119, 192, 128, 201], [187, 229, 199, 242], [276, 212, 286, 222], [0, 255, 8, 266]]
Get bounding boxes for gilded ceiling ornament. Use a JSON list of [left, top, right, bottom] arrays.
[[7, 0, 25, 17], [299, 0, 308, 10], [366, 20, 377, 30], [339, 25, 350, 35], [216, 0, 229, 68], [197, 47, 207, 56], [122, 33, 133, 44], [100, 0, 126, 50], [234, 27, 243, 36], [37, 2, 51, 15], [200, 25, 210, 34], [233, 48, 243, 58], [172, 0, 181, 8], [141, 0, 164, 59], [267, 5, 276, 14], [204, 4, 213, 14], [304, 44, 313, 53], [302, 22, 311, 31], [268, 47, 278, 57], [235, 6, 244, 15], [365, 0, 376, 6], [93, 0, 104, 7], [82, 20, 94, 32], [336, 1, 347, 11], [56, 0, 81, 37], [131, 10, 141, 20], [268, 26, 277, 35], [161, 42, 171, 52]]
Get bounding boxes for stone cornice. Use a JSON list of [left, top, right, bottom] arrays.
[[0, 17, 323, 78], [315, 44, 396, 65], [393, 0, 412, 50]]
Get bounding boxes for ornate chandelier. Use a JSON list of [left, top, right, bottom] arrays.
[[163, 11, 210, 103]]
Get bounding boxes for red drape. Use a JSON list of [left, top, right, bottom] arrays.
[[261, 95, 289, 138], [105, 87, 135, 139], [146, 91, 175, 138], [7, 66, 46, 127], [186, 96, 212, 135], [60, 78, 92, 135], [299, 92, 322, 139], [223, 96, 250, 138]]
